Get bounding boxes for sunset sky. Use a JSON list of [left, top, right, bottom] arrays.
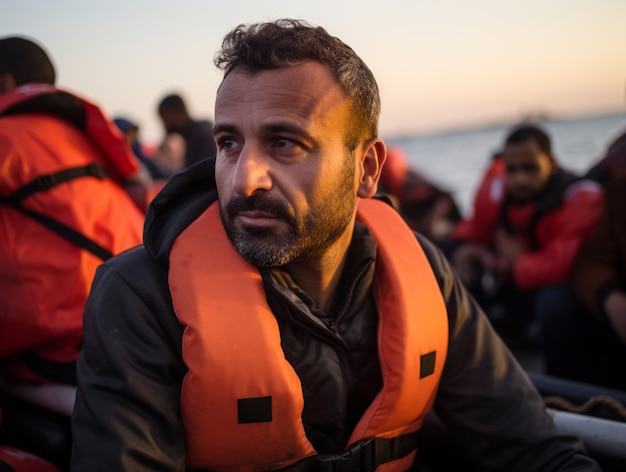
[[3, 0, 625, 142]]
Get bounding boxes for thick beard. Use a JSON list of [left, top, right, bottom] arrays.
[[508, 187, 535, 205], [220, 162, 355, 268]]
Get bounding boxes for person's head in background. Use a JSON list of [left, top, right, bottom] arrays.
[[157, 93, 191, 135], [0, 36, 56, 94], [503, 125, 556, 204]]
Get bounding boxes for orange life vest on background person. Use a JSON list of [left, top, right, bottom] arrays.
[[0, 84, 140, 182], [0, 87, 144, 384], [169, 198, 448, 471]]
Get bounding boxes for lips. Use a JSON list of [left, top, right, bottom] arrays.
[[236, 210, 281, 228]]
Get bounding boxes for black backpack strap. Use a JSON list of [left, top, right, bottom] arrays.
[[278, 431, 418, 472], [2, 201, 113, 261], [5, 163, 108, 204]]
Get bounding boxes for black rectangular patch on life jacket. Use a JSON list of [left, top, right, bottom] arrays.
[[420, 351, 436, 379], [238, 396, 272, 424]]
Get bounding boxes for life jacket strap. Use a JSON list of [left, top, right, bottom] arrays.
[[278, 431, 418, 472], [0, 163, 113, 261], [5, 163, 109, 204]]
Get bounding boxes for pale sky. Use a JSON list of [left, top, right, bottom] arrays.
[[2, 0, 625, 142]]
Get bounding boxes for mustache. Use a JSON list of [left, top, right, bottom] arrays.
[[224, 194, 293, 222]]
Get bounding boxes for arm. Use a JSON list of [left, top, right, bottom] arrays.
[[418, 235, 600, 471], [450, 162, 504, 245], [450, 214, 496, 246], [571, 174, 626, 342], [71, 248, 187, 471], [604, 292, 626, 344], [447, 189, 501, 285], [513, 185, 604, 290]]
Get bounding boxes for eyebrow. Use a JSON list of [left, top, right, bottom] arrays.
[[213, 123, 237, 136], [506, 163, 540, 172], [213, 121, 314, 141]]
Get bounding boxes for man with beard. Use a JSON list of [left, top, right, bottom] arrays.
[[449, 125, 604, 344], [71, 21, 601, 471]]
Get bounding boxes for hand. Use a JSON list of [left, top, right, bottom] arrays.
[[452, 243, 491, 286], [494, 230, 523, 273], [604, 291, 626, 345], [122, 164, 153, 212]]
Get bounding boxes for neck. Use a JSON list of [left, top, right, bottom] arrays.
[[284, 226, 354, 314]]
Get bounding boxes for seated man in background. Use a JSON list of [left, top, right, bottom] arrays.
[[157, 92, 216, 169], [0, 36, 145, 469], [447, 125, 604, 344], [539, 170, 626, 391]]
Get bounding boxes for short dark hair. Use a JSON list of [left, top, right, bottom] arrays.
[[0, 36, 56, 85], [158, 93, 187, 113], [213, 19, 380, 150], [505, 124, 552, 156]]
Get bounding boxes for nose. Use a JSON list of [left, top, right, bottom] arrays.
[[231, 145, 272, 197], [506, 167, 528, 186]]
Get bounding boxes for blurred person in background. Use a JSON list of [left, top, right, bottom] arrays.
[[157, 92, 216, 169], [113, 116, 166, 180], [537, 170, 626, 391], [377, 146, 461, 245], [0, 35, 145, 469], [446, 125, 604, 346]]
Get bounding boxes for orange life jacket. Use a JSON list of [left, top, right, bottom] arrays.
[[0, 84, 139, 182], [169, 198, 448, 471], [0, 87, 144, 383]]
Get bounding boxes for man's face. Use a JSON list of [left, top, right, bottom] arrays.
[[503, 138, 555, 203], [159, 108, 186, 134], [213, 61, 360, 268]]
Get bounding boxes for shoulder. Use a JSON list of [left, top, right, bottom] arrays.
[[563, 178, 604, 202], [94, 245, 168, 297], [86, 245, 182, 340], [606, 171, 626, 194]]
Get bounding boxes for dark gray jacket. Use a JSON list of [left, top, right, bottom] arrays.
[[71, 159, 599, 471]]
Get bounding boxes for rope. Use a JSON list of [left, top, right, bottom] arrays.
[[544, 395, 626, 422]]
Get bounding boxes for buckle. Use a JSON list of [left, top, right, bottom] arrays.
[[315, 438, 375, 472], [86, 163, 108, 180]]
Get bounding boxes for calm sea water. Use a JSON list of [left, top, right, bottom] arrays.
[[385, 111, 626, 216]]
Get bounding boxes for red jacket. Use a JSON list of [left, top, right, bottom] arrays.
[[0, 86, 144, 384], [452, 169, 604, 290]]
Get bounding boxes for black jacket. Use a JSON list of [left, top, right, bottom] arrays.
[[71, 159, 598, 471]]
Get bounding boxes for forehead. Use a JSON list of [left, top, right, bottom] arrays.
[[214, 62, 350, 128], [503, 138, 549, 163]]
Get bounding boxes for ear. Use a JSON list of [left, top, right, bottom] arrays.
[[0, 74, 16, 94], [357, 138, 386, 198], [549, 155, 559, 174]]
